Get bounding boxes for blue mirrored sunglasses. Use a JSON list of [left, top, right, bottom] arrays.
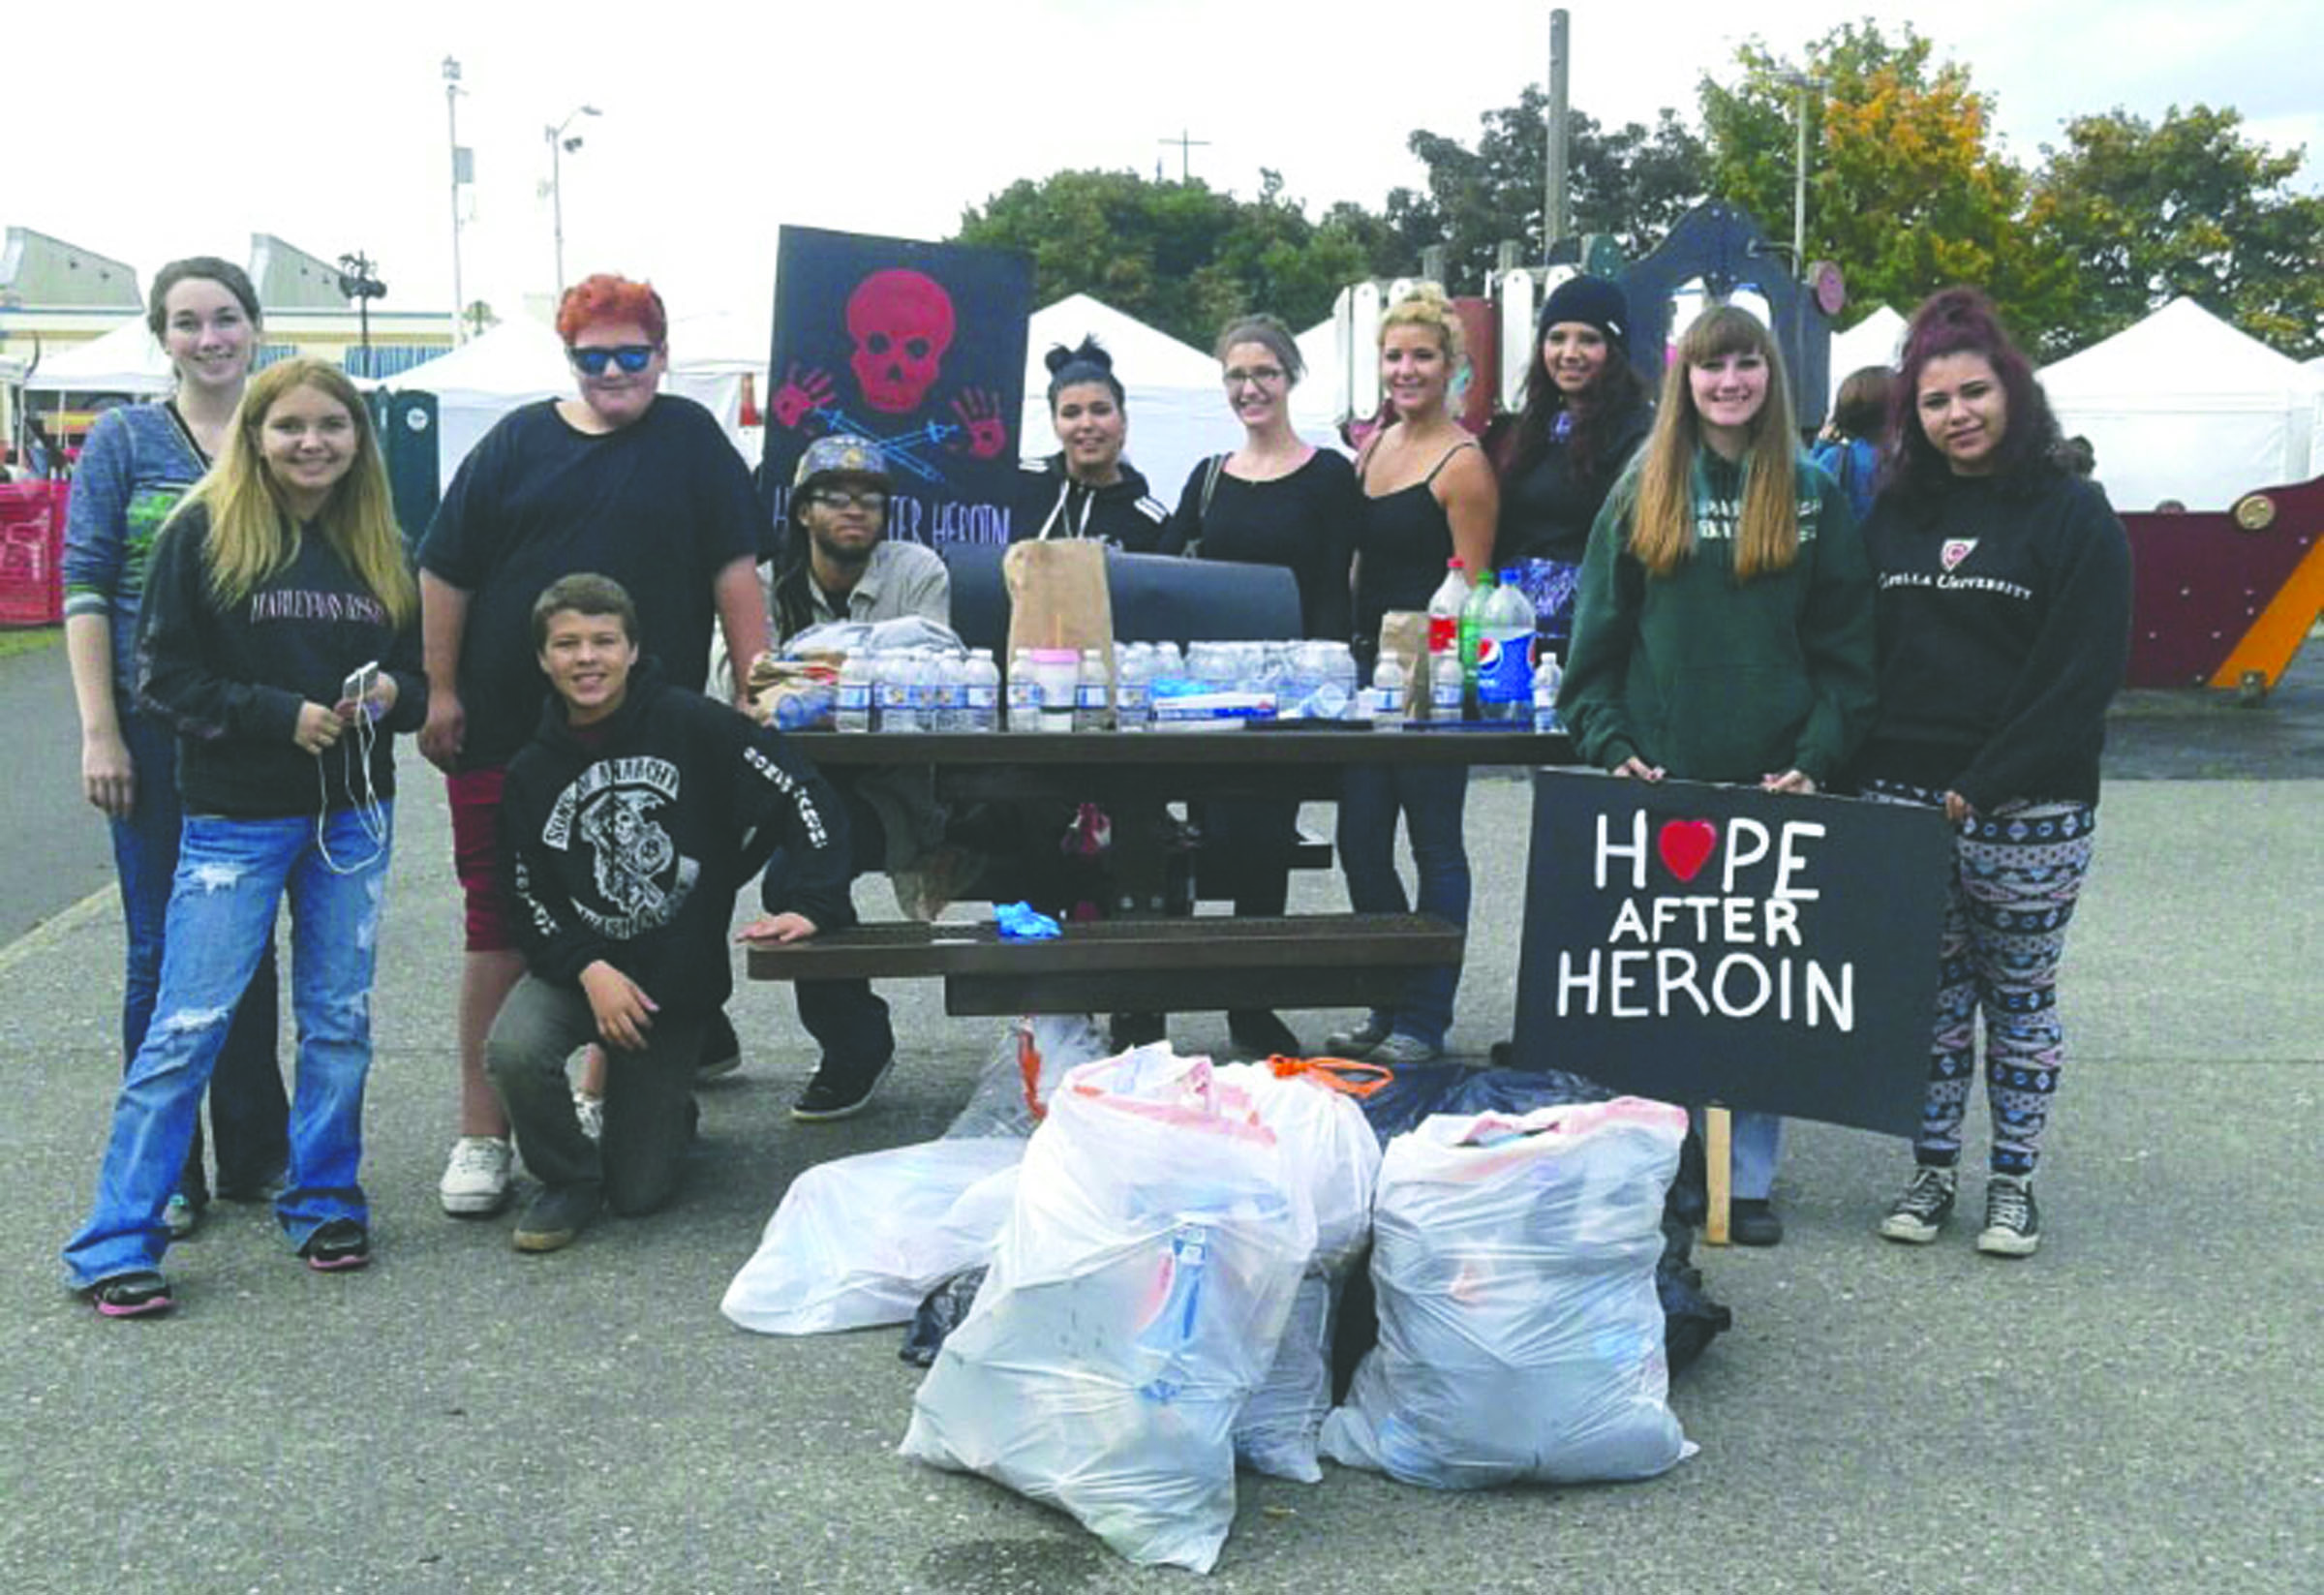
[[567, 344, 657, 376]]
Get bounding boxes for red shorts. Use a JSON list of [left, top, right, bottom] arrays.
[[447, 765, 516, 953]]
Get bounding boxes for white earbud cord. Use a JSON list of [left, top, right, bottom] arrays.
[[315, 705, 389, 874]]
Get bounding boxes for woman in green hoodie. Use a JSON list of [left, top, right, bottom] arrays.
[[1558, 303, 1877, 1245]]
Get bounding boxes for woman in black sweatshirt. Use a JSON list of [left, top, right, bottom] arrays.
[[64, 359, 427, 1313], [1852, 289, 2131, 1261]]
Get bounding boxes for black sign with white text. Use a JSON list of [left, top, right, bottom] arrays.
[[1512, 771, 1953, 1137]]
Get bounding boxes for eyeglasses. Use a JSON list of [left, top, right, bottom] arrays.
[[811, 488, 887, 511], [1223, 365, 1286, 389], [567, 344, 658, 376]]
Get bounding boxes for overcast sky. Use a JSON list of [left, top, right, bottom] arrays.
[[14, 0, 2318, 346]]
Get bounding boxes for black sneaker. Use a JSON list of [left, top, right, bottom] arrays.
[[88, 1271, 175, 1319], [1976, 1175, 2041, 1258], [1227, 1009, 1304, 1058], [1878, 1165, 1958, 1244], [791, 1055, 897, 1122], [695, 1010, 744, 1082], [1728, 1198, 1784, 1247], [298, 1219, 372, 1273], [513, 1184, 602, 1254]]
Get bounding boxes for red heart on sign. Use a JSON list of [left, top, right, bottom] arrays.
[[1658, 819, 1718, 883]]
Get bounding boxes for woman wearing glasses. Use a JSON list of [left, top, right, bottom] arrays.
[[416, 273, 767, 1222], [1162, 314, 1359, 1058]]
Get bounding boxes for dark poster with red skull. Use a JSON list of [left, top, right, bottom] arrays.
[[1511, 770, 1954, 1137], [760, 226, 1032, 555]]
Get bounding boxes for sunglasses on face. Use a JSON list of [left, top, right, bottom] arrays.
[[812, 488, 887, 511], [567, 344, 658, 376]]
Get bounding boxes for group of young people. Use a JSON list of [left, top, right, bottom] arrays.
[[1012, 273, 2130, 1259], [53, 252, 2127, 1317]]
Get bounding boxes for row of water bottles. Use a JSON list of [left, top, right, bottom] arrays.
[[833, 648, 1002, 733]]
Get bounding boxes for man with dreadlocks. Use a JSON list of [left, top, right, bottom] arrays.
[[762, 436, 952, 1120]]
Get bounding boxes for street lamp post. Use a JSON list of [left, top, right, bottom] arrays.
[[545, 104, 600, 297]]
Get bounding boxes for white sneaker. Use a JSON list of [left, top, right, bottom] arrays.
[[572, 1090, 604, 1144], [439, 1136, 513, 1216]]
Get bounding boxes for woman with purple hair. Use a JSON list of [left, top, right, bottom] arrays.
[[1850, 289, 2131, 1260]]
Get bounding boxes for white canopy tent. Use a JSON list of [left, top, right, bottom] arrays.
[[390, 314, 759, 491], [1826, 305, 1907, 404], [2302, 357, 2324, 484], [19, 318, 173, 395], [2038, 297, 2310, 510]]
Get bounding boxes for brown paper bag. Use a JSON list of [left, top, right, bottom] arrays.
[[1003, 540, 1116, 709]]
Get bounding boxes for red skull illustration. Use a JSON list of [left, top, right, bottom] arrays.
[[845, 269, 957, 414]]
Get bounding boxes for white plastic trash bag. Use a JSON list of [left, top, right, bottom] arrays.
[[901, 1048, 1317, 1574], [1320, 1097, 1694, 1489], [721, 1138, 1024, 1335], [944, 1014, 1109, 1141], [1213, 1061, 1384, 1483]]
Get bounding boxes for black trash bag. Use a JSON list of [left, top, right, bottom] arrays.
[[900, 1266, 986, 1368], [1337, 1065, 1732, 1380]]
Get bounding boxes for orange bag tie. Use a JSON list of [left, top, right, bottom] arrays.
[[1264, 1055, 1394, 1097]]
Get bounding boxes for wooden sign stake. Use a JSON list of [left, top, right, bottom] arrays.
[[1704, 1105, 1731, 1245]]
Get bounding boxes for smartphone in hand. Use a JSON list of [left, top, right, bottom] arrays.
[[340, 660, 382, 721]]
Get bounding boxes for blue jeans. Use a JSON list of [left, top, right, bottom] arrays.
[[1335, 763, 1470, 1049], [64, 804, 393, 1287], [110, 707, 287, 1202]]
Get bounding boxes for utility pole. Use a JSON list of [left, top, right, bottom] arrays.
[[336, 253, 386, 378], [1544, 8, 1571, 258], [443, 57, 469, 344], [1157, 129, 1209, 183]]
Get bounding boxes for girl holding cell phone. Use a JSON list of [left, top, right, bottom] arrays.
[[63, 358, 425, 1317]]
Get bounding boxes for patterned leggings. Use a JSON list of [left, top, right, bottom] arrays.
[[1867, 782, 2098, 1177]]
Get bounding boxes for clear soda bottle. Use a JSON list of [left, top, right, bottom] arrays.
[[1477, 570, 1536, 722], [1424, 557, 1467, 721], [1458, 567, 1499, 718]]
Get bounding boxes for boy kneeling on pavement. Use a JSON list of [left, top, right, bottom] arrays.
[[489, 573, 852, 1252]]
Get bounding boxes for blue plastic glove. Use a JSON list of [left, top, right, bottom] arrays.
[[994, 901, 1062, 941]]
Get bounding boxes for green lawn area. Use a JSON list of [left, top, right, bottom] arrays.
[[0, 625, 60, 660]]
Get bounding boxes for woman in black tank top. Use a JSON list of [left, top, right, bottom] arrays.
[[1327, 286, 1499, 1066]]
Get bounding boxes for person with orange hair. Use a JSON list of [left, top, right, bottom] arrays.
[[416, 273, 769, 1220]]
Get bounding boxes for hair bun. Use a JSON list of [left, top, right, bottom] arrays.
[[1046, 336, 1111, 377]]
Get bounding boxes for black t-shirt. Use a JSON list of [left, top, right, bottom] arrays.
[[418, 395, 757, 770], [1168, 450, 1359, 641]]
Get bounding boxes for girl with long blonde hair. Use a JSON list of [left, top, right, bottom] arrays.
[[64, 358, 426, 1316], [1558, 304, 1877, 1245]]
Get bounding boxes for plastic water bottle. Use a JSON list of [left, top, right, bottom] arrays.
[[1458, 567, 1500, 719], [963, 649, 1000, 732], [931, 652, 967, 732], [1115, 643, 1150, 732], [1477, 570, 1536, 722], [1006, 648, 1039, 732], [1370, 654, 1407, 730], [1074, 647, 1110, 732], [1425, 558, 1468, 721], [835, 652, 872, 733], [1532, 652, 1564, 734], [876, 653, 918, 733]]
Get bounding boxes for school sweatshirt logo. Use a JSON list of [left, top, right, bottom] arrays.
[[1940, 538, 1977, 572], [543, 756, 702, 938]]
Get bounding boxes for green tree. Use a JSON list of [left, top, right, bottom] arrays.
[[1698, 21, 2076, 353], [1398, 88, 1710, 289], [2026, 106, 2324, 357], [953, 169, 1378, 345]]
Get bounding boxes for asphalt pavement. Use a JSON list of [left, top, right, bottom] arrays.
[[1, 632, 2318, 1593]]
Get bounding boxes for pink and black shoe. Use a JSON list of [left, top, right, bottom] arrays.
[[87, 1271, 175, 1319], [298, 1219, 372, 1273]]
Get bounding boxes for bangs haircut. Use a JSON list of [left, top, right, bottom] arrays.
[[532, 572, 637, 652]]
